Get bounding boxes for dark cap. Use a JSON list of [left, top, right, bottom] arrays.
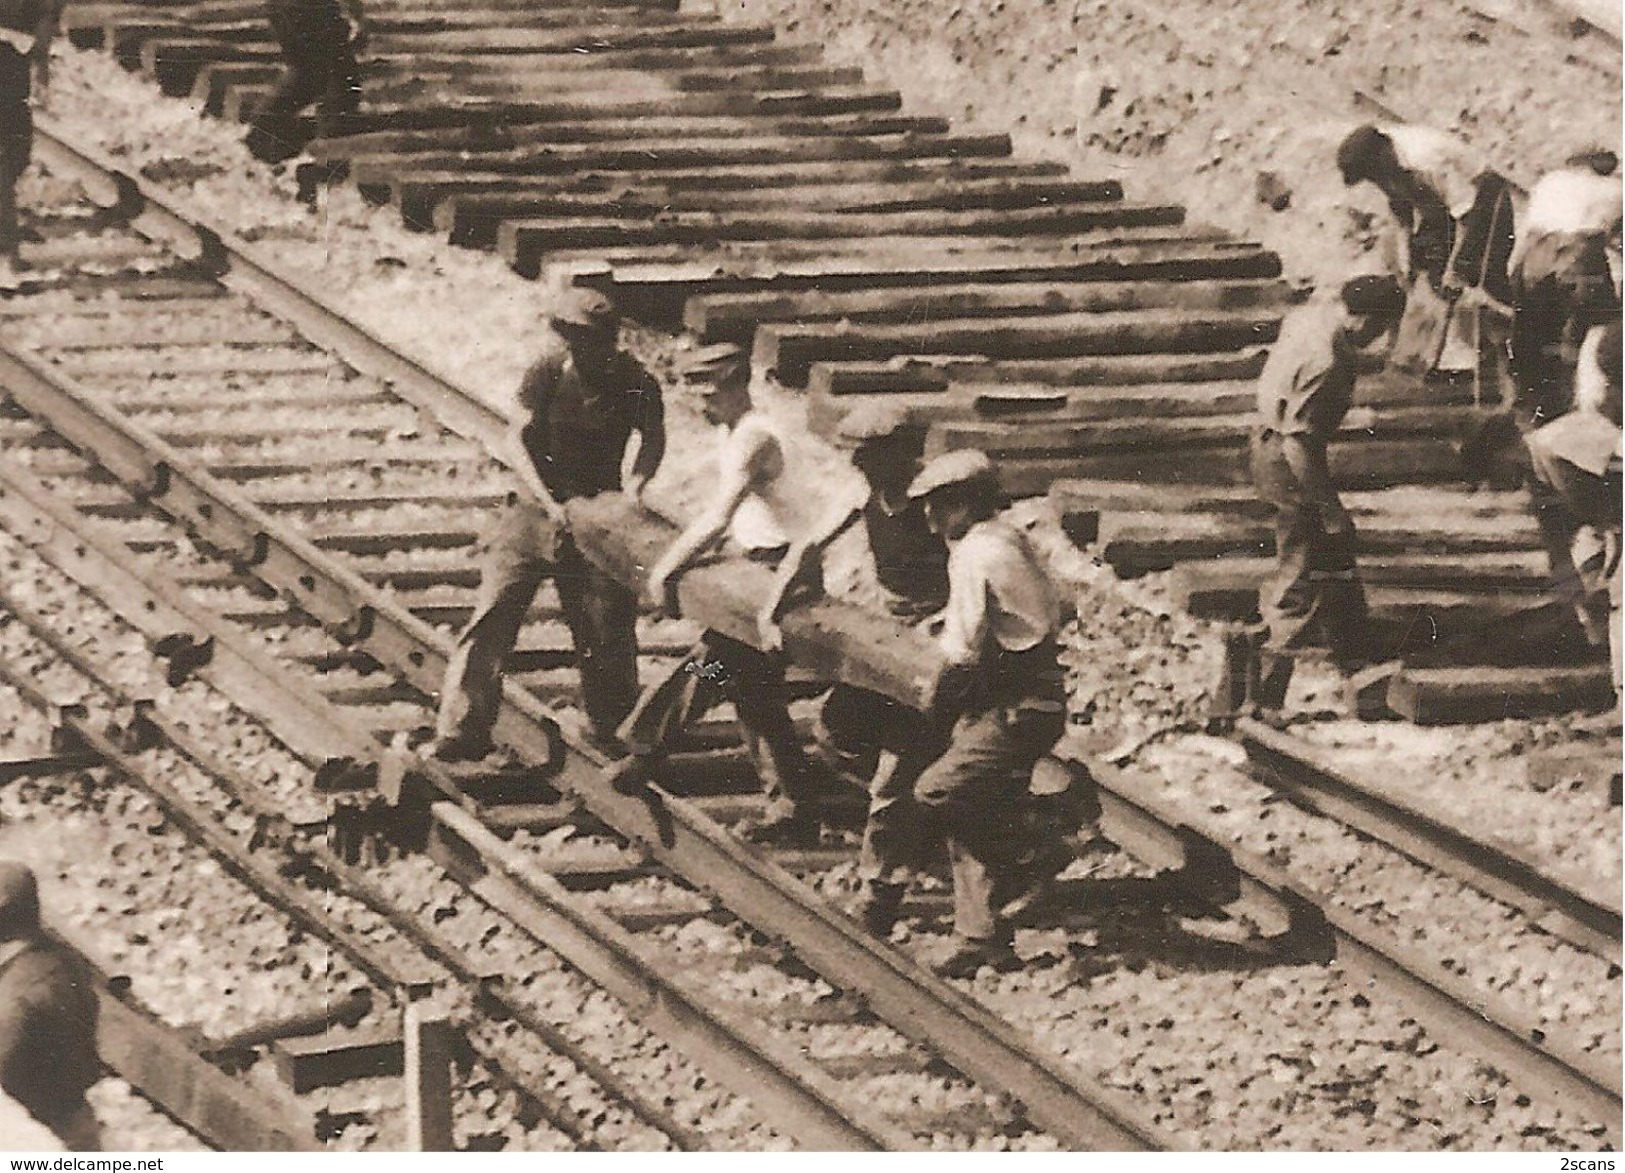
[[1336, 124, 1389, 185], [907, 449, 997, 499], [0, 861, 40, 942], [1339, 273, 1407, 319], [549, 288, 617, 334], [834, 402, 915, 448]]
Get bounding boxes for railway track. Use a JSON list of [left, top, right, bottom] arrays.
[[53, 0, 1616, 723], [0, 567, 758, 1151], [1, 148, 1169, 1153], [0, 130, 1617, 1148]]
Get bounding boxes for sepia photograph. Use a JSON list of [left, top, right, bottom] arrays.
[[0, 0, 1618, 1153]]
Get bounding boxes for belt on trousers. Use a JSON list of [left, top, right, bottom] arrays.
[[970, 639, 1065, 712]]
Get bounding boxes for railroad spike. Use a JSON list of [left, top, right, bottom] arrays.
[[331, 606, 375, 646], [232, 531, 271, 570], [94, 171, 147, 230], [107, 699, 160, 754], [135, 461, 172, 501], [151, 632, 214, 686], [47, 703, 90, 755]]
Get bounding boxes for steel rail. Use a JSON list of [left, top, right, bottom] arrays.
[[0, 577, 737, 1150], [7, 128, 1176, 1150], [1054, 743, 1624, 1141], [0, 654, 324, 1151], [0, 451, 895, 1151], [1238, 717, 1621, 963]]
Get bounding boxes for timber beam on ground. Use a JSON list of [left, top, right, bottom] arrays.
[[684, 277, 1292, 342], [45, 924, 319, 1151]]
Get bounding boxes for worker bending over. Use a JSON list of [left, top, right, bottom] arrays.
[[1526, 321, 1623, 719], [1249, 275, 1407, 718], [1337, 123, 1515, 305]]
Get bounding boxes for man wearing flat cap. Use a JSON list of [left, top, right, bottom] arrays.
[[0, 862, 101, 1150], [610, 343, 857, 845], [905, 450, 1068, 978], [1249, 275, 1406, 718], [431, 287, 665, 763], [756, 400, 950, 933]]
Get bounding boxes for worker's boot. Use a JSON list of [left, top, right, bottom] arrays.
[[1250, 650, 1295, 726], [852, 880, 905, 938], [740, 810, 821, 849], [931, 934, 1021, 980], [998, 836, 1074, 927]]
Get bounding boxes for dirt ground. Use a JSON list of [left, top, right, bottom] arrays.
[[711, 0, 1622, 289]]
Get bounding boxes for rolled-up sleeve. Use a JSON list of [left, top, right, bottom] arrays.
[[937, 538, 991, 666]]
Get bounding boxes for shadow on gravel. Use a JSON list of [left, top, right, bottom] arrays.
[[1038, 873, 1332, 979]]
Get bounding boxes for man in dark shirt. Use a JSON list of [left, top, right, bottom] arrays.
[[0, 0, 60, 281], [0, 863, 101, 1150], [431, 289, 665, 762], [244, 0, 366, 167], [758, 402, 950, 933]]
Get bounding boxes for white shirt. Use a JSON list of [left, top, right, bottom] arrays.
[[718, 412, 860, 553], [937, 516, 1060, 666], [1512, 167, 1623, 268], [1385, 125, 1489, 218]]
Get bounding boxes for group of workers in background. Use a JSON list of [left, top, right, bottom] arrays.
[[1248, 125, 1622, 719]]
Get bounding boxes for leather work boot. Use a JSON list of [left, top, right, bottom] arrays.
[[998, 838, 1074, 926], [852, 881, 905, 938], [740, 812, 821, 850], [931, 936, 1022, 980]]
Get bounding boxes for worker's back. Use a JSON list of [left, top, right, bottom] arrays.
[[0, 938, 101, 1142]]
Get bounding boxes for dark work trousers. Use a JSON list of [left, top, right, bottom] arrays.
[[618, 631, 821, 826], [912, 645, 1066, 944], [1250, 432, 1369, 664], [816, 685, 944, 886], [1405, 177, 1514, 303], [0, 44, 30, 185], [435, 500, 640, 753], [244, 0, 360, 164], [1510, 233, 1620, 427]]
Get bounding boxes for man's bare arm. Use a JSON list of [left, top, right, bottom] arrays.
[[757, 501, 861, 648], [647, 453, 757, 610]]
